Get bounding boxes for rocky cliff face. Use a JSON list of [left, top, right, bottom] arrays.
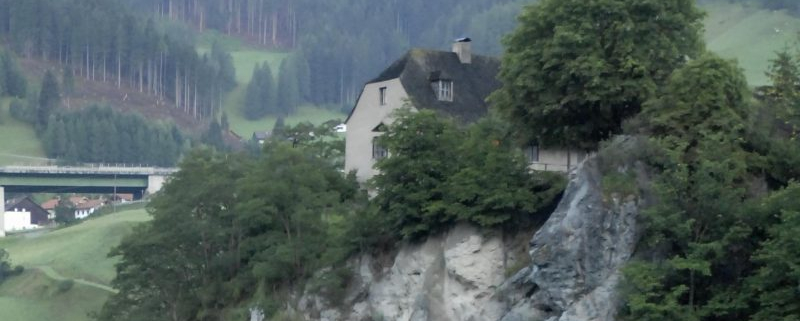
[[299, 153, 641, 321]]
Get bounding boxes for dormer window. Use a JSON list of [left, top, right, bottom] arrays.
[[379, 87, 387, 105], [435, 80, 453, 101]]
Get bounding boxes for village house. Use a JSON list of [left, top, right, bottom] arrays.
[[252, 131, 272, 145], [344, 38, 587, 182], [4, 197, 50, 232], [69, 196, 105, 220]]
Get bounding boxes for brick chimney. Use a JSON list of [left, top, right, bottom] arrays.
[[453, 37, 472, 64]]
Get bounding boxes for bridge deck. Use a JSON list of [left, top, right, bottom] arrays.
[[0, 166, 178, 176]]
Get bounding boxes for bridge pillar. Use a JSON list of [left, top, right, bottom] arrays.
[[0, 186, 5, 238], [147, 175, 167, 196]]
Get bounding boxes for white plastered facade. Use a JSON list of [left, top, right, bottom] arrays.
[[345, 79, 412, 183]]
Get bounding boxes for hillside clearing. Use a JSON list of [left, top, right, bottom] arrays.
[[0, 98, 47, 166]]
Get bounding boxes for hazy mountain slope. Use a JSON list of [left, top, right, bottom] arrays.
[[704, 1, 800, 86]]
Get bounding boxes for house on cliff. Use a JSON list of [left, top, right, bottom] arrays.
[[344, 38, 587, 182]]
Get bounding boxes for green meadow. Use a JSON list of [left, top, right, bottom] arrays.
[[0, 98, 47, 166], [0, 209, 151, 321]]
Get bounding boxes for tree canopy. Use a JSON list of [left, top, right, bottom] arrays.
[[371, 109, 564, 239], [492, 0, 705, 150]]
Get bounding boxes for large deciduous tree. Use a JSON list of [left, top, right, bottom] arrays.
[[492, 0, 705, 150]]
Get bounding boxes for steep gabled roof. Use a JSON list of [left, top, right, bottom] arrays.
[[350, 48, 501, 123]]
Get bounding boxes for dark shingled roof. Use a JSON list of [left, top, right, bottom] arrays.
[[353, 48, 500, 123]]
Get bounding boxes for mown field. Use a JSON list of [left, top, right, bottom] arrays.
[[0, 98, 47, 166], [0, 209, 151, 321], [704, 1, 800, 86]]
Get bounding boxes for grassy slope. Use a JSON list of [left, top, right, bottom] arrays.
[[198, 30, 345, 138], [0, 209, 150, 321], [703, 1, 800, 86], [0, 98, 47, 166]]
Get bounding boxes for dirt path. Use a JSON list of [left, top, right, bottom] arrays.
[[34, 266, 118, 294]]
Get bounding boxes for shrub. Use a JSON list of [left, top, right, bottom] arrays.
[[58, 279, 74, 293]]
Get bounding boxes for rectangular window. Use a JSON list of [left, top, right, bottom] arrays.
[[436, 80, 453, 101], [379, 87, 387, 105], [372, 138, 388, 160], [526, 145, 540, 163]]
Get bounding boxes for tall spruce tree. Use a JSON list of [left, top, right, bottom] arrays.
[[37, 70, 60, 130]]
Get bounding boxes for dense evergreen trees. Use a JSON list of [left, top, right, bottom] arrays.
[[243, 62, 275, 119], [123, 0, 530, 107], [0, 51, 27, 98], [0, 0, 236, 120], [242, 55, 309, 120], [41, 105, 184, 166], [618, 46, 800, 321], [37, 70, 60, 130]]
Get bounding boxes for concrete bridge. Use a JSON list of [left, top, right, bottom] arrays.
[[0, 165, 178, 237]]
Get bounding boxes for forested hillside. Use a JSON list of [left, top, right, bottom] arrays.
[[125, 0, 529, 106], [0, 0, 237, 121]]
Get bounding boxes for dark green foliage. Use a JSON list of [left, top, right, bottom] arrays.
[[372, 109, 564, 240], [371, 109, 462, 239], [97, 144, 364, 321], [201, 118, 226, 151], [243, 63, 276, 120], [41, 105, 184, 166], [492, 0, 704, 149], [276, 58, 301, 115], [0, 248, 22, 284], [57, 279, 75, 293], [620, 55, 771, 320], [8, 98, 34, 124], [220, 111, 230, 132], [54, 197, 76, 224], [0, 51, 27, 98], [38, 70, 61, 130], [440, 117, 564, 229], [748, 184, 800, 321]]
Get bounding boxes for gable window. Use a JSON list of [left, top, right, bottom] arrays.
[[379, 87, 387, 106], [435, 80, 453, 102], [372, 138, 388, 160], [525, 145, 540, 163]]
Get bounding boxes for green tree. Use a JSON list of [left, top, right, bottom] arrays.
[[748, 184, 800, 321], [621, 55, 754, 321], [491, 0, 704, 149], [54, 198, 76, 224], [277, 57, 300, 115], [38, 70, 60, 130], [441, 116, 564, 229], [243, 63, 276, 120], [371, 109, 461, 239]]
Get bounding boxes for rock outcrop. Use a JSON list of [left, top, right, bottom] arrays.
[[498, 157, 640, 321], [299, 149, 642, 321]]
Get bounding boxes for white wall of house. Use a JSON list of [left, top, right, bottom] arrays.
[[74, 208, 97, 220], [527, 147, 589, 172], [345, 78, 412, 182], [4, 209, 37, 231]]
